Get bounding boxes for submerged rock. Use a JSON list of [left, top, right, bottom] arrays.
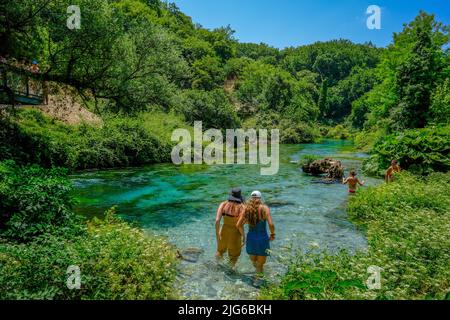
[[267, 200, 296, 207], [176, 247, 204, 263], [302, 158, 344, 180]]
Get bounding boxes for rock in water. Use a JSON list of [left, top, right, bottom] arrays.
[[302, 158, 344, 180], [177, 248, 204, 263]]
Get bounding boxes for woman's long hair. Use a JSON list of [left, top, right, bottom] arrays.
[[245, 198, 265, 227]]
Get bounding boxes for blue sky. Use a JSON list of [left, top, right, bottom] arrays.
[[171, 0, 450, 48]]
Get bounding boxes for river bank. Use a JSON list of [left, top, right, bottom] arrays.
[[261, 171, 450, 300]]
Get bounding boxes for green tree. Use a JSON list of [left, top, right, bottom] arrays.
[[191, 56, 225, 90], [318, 79, 328, 118], [392, 12, 449, 129], [430, 79, 450, 124], [181, 89, 240, 129]]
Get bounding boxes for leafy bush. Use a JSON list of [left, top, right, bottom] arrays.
[[354, 127, 386, 153], [363, 125, 450, 176], [324, 124, 350, 140], [0, 161, 77, 242], [279, 120, 320, 144], [180, 89, 240, 129], [260, 250, 368, 300], [0, 163, 178, 299], [191, 56, 226, 90], [430, 79, 450, 125], [1, 109, 175, 170], [250, 112, 320, 144], [0, 208, 178, 300], [298, 154, 321, 167], [261, 172, 450, 300], [68, 116, 172, 169]]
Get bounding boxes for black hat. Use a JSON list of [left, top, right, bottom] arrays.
[[228, 187, 244, 203]]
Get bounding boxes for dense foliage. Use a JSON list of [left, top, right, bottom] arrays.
[[351, 12, 449, 174], [261, 172, 450, 300], [0, 162, 178, 299], [0, 109, 187, 169], [363, 125, 450, 176], [1, 0, 449, 301], [1, 0, 383, 144], [0, 160, 76, 241]]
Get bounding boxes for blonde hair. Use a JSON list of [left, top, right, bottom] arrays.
[[244, 197, 266, 227]]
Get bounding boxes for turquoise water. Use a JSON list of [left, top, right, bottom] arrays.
[[71, 140, 380, 299]]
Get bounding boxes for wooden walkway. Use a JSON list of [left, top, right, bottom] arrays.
[[0, 63, 44, 106]]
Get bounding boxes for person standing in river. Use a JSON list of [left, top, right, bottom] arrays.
[[385, 160, 401, 183], [342, 170, 365, 193], [237, 191, 275, 276], [215, 188, 246, 267]]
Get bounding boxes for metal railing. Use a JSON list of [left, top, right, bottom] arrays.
[[0, 63, 44, 105]]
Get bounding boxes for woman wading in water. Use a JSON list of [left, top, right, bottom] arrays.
[[215, 188, 246, 266], [237, 191, 275, 277]]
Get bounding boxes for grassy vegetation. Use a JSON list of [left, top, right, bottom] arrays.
[[260, 172, 450, 300], [0, 109, 191, 170], [298, 154, 322, 167], [0, 161, 178, 299], [322, 124, 351, 140]]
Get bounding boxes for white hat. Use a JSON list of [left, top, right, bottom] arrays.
[[251, 190, 262, 198]]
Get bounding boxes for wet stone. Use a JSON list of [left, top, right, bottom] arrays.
[[177, 247, 204, 263]]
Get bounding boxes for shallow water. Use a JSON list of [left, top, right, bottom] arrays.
[[71, 140, 380, 299]]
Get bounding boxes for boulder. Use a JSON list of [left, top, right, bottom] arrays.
[[302, 158, 344, 180], [176, 247, 204, 263]]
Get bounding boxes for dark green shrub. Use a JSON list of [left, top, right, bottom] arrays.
[[0, 162, 178, 299], [0, 208, 178, 299], [180, 89, 240, 129], [363, 125, 450, 176], [1, 109, 173, 170], [0, 161, 77, 242], [279, 120, 320, 144], [298, 154, 321, 167]]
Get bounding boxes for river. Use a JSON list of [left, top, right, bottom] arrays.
[[71, 139, 380, 300]]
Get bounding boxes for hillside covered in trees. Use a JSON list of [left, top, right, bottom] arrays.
[[0, 0, 449, 301], [1, 0, 448, 174]]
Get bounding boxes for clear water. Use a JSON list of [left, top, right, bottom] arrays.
[[71, 140, 380, 300]]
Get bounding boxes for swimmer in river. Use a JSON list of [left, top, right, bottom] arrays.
[[342, 170, 365, 194], [385, 159, 401, 183]]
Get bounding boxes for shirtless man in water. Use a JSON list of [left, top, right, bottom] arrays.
[[342, 170, 364, 193], [385, 160, 401, 183]]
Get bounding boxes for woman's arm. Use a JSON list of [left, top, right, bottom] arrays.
[[215, 202, 225, 243], [358, 178, 365, 186], [266, 206, 275, 241], [385, 167, 392, 183], [236, 206, 246, 246], [342, 177, 348, 184]]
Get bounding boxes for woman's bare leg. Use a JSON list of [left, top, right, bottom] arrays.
[[249, 255, 258, 269], [255, 256, 267, 274]]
